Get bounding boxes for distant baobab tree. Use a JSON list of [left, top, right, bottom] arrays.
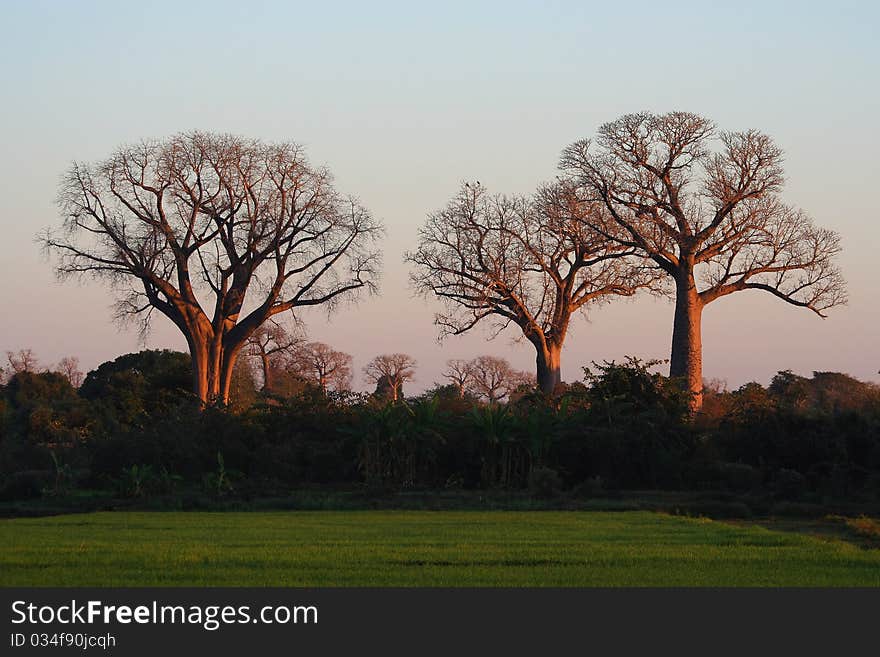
[[48, 132, 382, 405], [443, 358, 475, 398], [408, 182, 656, 394], [6, 349, 39, 375], [288, 342, 353, 392], [363, 353, 416, 402], [468, 355, 533, 404], [56, 356, 84, 389], [245, 320, 303, 393], [560, 112, 846, 410]]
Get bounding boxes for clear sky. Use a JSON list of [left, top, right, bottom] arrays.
[[1, 0, 878, 392]]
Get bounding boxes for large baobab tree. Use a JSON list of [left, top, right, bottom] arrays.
[[49, 132, 382, 405], [363, 353, 416, 402], [468, 355, 533, 404], [288, 342, 353, 392], [560, 112, 846, 410], [244, 319, 303, 393], [408, 182, 655, 393]]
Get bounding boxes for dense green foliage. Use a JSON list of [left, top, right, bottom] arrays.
[[1, 351, 879, 506], [2, 511, 877, 586]]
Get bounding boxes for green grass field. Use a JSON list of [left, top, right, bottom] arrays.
[[1, 511, 878, 586]]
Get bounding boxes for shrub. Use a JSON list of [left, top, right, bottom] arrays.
[[571, 476, 604, 499], [679, 500, 753, 519], [774, 468, 807, 500], [0, 470, 51, 501], [716, 462, 762, 493], [769, 502, 827, 518], [529, 466, 562, 498]]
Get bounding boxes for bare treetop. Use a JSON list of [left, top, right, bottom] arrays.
[[288, 342, 353, 392], [443, 358, 475, 398], [468, 355, 534, 404], [56, 356, 84, 389], [48, 132, 383, 404], [410, 183, 646, 337], [559, 112, 845, 315], [245, 318, 304, 392], [363, 353, 416, 402], [6, 349, 40, 375]]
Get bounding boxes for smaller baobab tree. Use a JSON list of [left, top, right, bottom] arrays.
[[363, 353, 416, 402], [244, 319, 303, 393], [288, 342, 353, 392], [227, 357, 260, 411], [6, 349, 40, 375], [408, 182, 656, 394], [468, 355, 534, 404], [560, 111, 847, 410], [56, 356, 84, 388], [443, 358, 475, 398]]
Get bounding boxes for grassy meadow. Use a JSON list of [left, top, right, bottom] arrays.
[[2, 511, 879, 586]]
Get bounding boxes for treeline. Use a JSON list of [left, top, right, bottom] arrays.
[[1, 350, 878, 508]]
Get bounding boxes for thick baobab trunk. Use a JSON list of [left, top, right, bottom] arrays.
[[186, 320, 240, 406], [669, 271, 704, 412], [190, 355, 223, 404], [535, 342, 562, 394], [219, 344, 244, 406], [188, 329, 214, 405], [190, 344, 243, 406], [191, 351, 210, 404]]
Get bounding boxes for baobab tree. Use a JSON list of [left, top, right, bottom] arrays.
[[363, 353, 416, 402], [468, 355, 533, 404], [408, 182, 655, 393], [56, 356, 84, 388], [48, 132, 382, 405], [6, 349, 40, 375], [245, 320, 303, 392], [288, 342, 353, 392], [560, 112, 846, 410], [443, 358, 475, 398]]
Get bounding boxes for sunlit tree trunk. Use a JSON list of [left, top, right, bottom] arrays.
[[669, 268, 704, 412], [218, 345, 243, 406], [535, 341, 562, 395], [185, 319, 247, 406]]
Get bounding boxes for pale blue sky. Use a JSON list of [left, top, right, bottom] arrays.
[[1, 0, 878, 390]]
